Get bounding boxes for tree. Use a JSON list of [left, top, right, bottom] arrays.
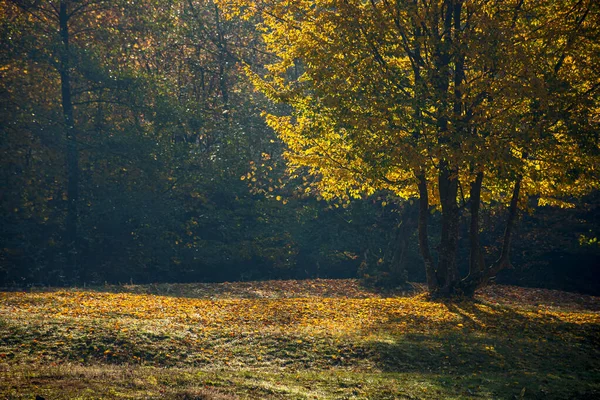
[[2, 0, 372, 286], [2, 0, 145, 282], [219, 0, 600, 296]]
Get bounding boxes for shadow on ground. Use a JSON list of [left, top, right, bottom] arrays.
[[369, 301, 600, 399]]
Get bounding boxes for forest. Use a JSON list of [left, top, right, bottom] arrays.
[[1, 0, 599, 399], [1, 0, 599, 295]]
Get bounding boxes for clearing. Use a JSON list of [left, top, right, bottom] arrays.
[[1, 279, 599, 399]]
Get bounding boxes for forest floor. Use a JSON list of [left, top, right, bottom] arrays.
[[1, 279, 599, 399]]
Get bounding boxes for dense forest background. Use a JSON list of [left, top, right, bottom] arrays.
[[1, 0, 599, 293]]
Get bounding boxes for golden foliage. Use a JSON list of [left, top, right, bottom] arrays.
[[218, 0, 600, 206]]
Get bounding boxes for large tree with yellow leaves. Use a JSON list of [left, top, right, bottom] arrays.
[[219, 0, 600, 296]]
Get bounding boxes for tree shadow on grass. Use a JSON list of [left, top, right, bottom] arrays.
[[368, 301, 600, 399]]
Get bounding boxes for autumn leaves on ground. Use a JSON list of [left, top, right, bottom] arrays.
[[1, 280, 599, 399]]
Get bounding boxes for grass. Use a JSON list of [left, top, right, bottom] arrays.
[[1, 279, 599, 399]]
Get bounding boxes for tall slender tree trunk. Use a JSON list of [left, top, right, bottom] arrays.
[[417, 173, 437, 291], [468, 171, 485, 278], [455, 171, 485, 297], [59, 1, 79, 282], [214, 5, 230, 123]]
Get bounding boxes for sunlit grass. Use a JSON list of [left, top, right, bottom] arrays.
[[1, 280, 599, 399]]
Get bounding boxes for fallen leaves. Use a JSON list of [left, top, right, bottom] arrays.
[[477, 284, 600, 311], [1, 279, 599, 392], [1, 281, 599, 338], [0, 291, 460, 338], [67, 279, 415, 300]]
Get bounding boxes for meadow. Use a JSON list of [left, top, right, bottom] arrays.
[[1, 279, 599, 399]]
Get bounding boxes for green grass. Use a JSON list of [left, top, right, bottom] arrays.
[[1, 280, 599, 399]]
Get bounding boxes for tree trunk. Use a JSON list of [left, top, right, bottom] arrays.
[[456, 171, 485, 297], [460, 175, 522, 295], [59, 1, 79, 282], [468, 172, 485, 278], [485, 176, 522, 281], [417, 172, 437, 291], [214, 4, 230, 123], [437, 163, 460, 295]]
